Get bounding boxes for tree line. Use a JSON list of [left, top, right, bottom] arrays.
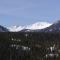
[[0, 32, 60, 60]]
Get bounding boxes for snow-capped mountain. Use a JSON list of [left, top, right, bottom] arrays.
[[26, 22, 52, 30], [20, 20, 60, 32], [1, 20, 60, 32], [8, 26, 25, 32], [8, 22, 52, 32], [0, 25, 9, 32], [41, 20, 60, 32]]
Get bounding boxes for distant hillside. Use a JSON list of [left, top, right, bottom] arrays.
[[0, 25, 9, 32]]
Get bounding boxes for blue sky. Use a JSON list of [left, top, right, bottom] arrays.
[[0, 0, 60, 27]]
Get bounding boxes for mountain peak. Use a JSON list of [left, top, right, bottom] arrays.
[[40, 20, 60, 32], [26, 22, 52, 30], [8, 22, 52, 32]]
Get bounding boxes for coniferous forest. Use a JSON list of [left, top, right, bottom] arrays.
[[0, 32, 60, 60]]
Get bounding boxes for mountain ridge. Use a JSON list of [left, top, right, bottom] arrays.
[[1, 20, 60, 32], [20, 20, 60, 32], [0, 25, 9, 32], [8, 22, 52, 32]]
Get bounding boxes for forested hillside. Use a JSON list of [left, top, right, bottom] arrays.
[[0, 32, 60, 60]]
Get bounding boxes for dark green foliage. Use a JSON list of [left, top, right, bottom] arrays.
[[0, 32, 60, 60]]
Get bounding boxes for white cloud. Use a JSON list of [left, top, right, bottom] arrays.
[[8, 22, 52, 32]]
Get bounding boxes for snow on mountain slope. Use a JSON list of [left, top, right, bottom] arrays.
[[8, 22, 52, 32], [42, 20, 60, 32], [26, 22, 52, 30], [8, 26, 25, 32]]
